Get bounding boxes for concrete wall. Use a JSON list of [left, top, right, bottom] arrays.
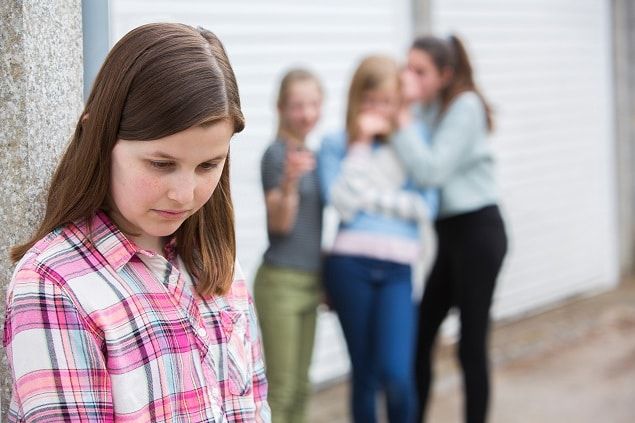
[[0, 0, 83, 417]]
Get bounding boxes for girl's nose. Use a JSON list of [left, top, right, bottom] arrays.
[[167, 173, 196, 204]]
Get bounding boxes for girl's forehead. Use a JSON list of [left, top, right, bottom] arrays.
[[288, 80, 322, 96], [363, 84, 398, 97], [114, 122, 233, 156]]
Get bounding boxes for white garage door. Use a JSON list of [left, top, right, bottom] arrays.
[[430, 0, 619, 319], [110, 0, 412, 384]]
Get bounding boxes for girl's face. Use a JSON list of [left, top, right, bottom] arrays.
[[279, 79, 323, 141], [407, 48, 449, 104], [359, 81, 400, 122], [109, 121, 234, 253]]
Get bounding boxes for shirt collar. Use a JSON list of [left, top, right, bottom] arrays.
[[82, 210, 177, 272]]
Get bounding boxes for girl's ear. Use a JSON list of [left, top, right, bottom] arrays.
[[81, 113, 90, 123]]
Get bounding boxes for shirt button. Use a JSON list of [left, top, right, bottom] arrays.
[[168, 274, 178, 283], [197, 327, 207, 337]]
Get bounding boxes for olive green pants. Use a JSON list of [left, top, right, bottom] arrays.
[[254, 264, 320, 423]]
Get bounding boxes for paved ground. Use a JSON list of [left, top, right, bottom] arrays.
[[308, 279, 635, 422]]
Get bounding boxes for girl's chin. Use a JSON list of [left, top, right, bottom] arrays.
[[147, 222, 185, 237]]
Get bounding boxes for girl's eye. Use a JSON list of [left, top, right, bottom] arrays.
[[199, 162, 219, 171], [150, 161, 174, 170]]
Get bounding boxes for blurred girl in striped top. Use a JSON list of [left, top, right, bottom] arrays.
[[254, 69, 324, 423], [318, 55, 438, 423]]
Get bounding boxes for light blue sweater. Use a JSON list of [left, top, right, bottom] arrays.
[[391, 91, 499, 218]]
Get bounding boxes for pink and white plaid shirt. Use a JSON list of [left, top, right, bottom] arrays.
[[3, 211, 270, 422]]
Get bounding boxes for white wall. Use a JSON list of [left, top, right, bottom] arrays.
[[430, 0, 619, 319], [110, 0, 413, 384], [109, 0, 619, 384]]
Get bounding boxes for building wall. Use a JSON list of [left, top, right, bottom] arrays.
[[430, 0, 619, 318], [109, 0, 620, 384], [110, 0, 413, 384]]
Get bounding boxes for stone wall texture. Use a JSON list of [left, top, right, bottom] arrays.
[[0, 0, 83, 417]]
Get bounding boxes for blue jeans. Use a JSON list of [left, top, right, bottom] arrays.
[[324, 254, 418, 423]]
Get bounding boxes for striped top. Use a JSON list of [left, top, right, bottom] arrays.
[[318, 130, 438, 264], [3, 211, 271, 422], [260, 139, 323, 272]]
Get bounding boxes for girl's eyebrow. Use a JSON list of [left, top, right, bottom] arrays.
[[150, 152, 178, 160], [149, 151, 227, 161]]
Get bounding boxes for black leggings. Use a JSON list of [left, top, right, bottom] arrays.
[[416, 205, 507, 423]]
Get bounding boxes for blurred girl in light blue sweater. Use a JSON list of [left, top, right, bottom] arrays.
[[392, 35, 508, 423]]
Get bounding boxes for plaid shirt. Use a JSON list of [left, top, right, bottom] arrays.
[[3, 211, 271, 422]]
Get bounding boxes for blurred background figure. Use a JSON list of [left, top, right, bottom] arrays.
[[393, 35, 507, 423], [254, 69, 324, 423], [318, 55, 438, 423]]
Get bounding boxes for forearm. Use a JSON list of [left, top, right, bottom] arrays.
[[265, 179, 300, 234], [392, 96, 480, 187], [364, 189, 430, 222], [391, 124, 441, 186]]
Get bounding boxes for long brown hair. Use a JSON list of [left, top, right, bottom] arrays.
[[346, 55, 401, 142], [412, 34, 494, 132], [11, 23, 244, 297]]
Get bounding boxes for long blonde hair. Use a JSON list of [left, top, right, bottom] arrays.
[[12, 23, 244, 297], [346, 55, 401, 142]]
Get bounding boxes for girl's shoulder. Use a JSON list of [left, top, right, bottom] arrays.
[[320, 129, 347, 150], [7, 222, 88, 303], [9, 213, 129, 301], [318, 130, 349, 166], [12, 224, 76, 275], [448, 91, 485, 115], [261, 139, 286, 164]]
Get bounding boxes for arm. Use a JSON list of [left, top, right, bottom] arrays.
[[4, 270, 112, 421], [264, 183, 301, 235], [392, 93, 484, 187], [247, 294, 272, 422], [330, 144, 430, 223], [364, 189, 431, 222], [261, 146, 312, 235]]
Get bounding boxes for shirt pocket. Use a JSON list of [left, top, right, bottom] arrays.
[[221, 309, 253, 396]]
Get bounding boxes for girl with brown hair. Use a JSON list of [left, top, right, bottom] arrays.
[[393, 35, 508, 423], [4, 23, 270, 422]]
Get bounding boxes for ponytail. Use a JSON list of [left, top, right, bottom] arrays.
[[447, 35, 493, 132], [447, 35, 474, 96]]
